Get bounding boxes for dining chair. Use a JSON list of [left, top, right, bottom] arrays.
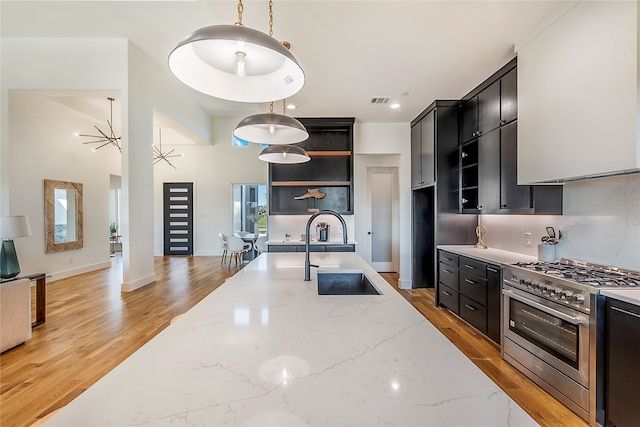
[[218, 233, 228, 264], [226, 236, 251, 267], [254, 236, 268, 256]]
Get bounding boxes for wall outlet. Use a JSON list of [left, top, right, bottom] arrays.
[[525, 232, 532, 246]]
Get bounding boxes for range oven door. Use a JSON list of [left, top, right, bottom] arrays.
[[502, 282, 590, 389]]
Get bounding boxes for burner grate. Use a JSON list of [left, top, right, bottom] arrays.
[[513, 261, 640, 287]]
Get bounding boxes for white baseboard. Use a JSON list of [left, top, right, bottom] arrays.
[[121, 273, 156, 292], [398, 278, 413, 289], [48, 261, 112, 283]]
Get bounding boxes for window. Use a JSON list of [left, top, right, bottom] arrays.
[[232, 184, 267, 235]]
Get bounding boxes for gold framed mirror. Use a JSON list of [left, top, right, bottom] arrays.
[[44, 179, 83, 253]]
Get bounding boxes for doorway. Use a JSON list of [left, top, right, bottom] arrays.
[[366, 167, 398, 272], [163, 182, 194, 255]]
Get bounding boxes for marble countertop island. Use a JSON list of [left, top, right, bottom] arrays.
[[46, 253, 537, 426]]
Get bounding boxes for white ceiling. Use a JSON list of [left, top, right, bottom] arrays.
[[1, 0, 578, 142]]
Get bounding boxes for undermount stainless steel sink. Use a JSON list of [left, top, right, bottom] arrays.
[[317, 270, 381, 295]]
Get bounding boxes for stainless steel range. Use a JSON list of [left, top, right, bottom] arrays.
[[501, 260, 640, 427]]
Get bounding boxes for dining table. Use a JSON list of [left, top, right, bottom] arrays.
[[233, 232, 264, 261]]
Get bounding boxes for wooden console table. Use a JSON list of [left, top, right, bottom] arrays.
[[0, 272, 47, 327], [26, 273, 47, 327]]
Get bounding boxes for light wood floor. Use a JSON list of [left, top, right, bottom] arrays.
[[1, 257, 587, 427]]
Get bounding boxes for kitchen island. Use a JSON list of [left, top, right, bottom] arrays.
[[45, 253, 536, 426]]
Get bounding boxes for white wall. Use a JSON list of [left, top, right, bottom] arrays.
[[480, 174, 640, 271], [7, 92, 121, 280], [153, 118, 267, 256], [1, 37, 214, 287], [354, 122, 412, 288]]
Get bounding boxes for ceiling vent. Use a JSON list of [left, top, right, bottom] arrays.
[[370, 97, 391, 104]]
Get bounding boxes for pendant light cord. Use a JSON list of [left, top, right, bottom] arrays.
[[236, 0, 243, 26], [268, 0, 274, 37]]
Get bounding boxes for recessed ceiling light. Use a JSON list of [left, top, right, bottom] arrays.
[[286, 104, 297, 110], [390, 103, 400, 109]]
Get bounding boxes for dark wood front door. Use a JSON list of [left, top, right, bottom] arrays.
[[163, 182, 193, 256]]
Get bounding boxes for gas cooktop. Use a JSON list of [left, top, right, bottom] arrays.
[[512, 259, 640, 288]]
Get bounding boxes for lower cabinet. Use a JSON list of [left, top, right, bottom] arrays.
[[606, 298, 640, 427], [437, 250, 501, 344], [268, 244, 355, 253]]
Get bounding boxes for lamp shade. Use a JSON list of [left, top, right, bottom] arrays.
[[234, 113, 309, 145], [258, 145, 310, 164], [168, 24, 305, 103], [0, 216, 32, 240]]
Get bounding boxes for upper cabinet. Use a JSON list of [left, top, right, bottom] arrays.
[[411, 109, 435, 188], [460, 60, 562, 215], [269, 118, 354, 215], [517, 1, 639, 183]]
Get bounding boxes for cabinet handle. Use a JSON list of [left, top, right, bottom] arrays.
[[464, 264, 475, 270], [487, 267, 499, 273], [442, 290, 452, 296], [442, 257, 452, 261], [464, 279, 476, 285], [611, 306, 640, 319], [461, 152, 468, 158], [477, 205, 483, 209], [461, 198, 468, 204], [500, 204, 507, 209], [464, 304, 478, 311], [442, 269, 452, 274], [500, 119, 507, 125], [477, 130, 482, 136], [471, 132, 476, 137]]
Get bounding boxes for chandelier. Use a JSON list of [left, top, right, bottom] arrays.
[[79, 97, 121, 152], [153, 128, 181, 169]]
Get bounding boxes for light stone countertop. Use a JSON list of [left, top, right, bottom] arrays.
[[438, 244, 539, 266], [600, 289, 640, 307], [45, 252, 537, 426]]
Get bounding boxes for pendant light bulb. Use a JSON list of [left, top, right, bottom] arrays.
[[269, 125, 276, 135], [235, 51, 247, 77], [282, 151, 287, 158]]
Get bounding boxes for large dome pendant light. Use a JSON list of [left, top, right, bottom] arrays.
[[168, 0, 305, 103], [234, 99, 308, 144], [258, 144, 310, 164]]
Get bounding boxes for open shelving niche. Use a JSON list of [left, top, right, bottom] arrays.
[[268, 118, 355, 215]]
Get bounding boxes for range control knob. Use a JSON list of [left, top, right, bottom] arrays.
[[560, 291, 573, 301], [549, 287, 560, 297], [571, 294, 586, 304], [534, 283, 541, 291], [541, 286, 549, 294]]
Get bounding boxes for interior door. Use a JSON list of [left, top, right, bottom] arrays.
[[367, 168, 396, 272], [163, 182, 194, 256]]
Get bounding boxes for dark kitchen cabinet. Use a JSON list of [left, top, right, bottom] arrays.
[[606, 298, 640, 427], [459, 59, 562, 215], [269, 118, 354, 215], [437, 250, 501, 344], [268, 243, 355, 252], [500, 67, 517, 125], [411, 102, 477, 289], [460, 81, 500, 144], [411, 109, 435, 188]]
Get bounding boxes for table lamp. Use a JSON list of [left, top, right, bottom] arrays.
[[0, 215, 32, 279]]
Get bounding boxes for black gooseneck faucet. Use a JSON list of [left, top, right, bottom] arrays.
[[304, 210, 348, 281]]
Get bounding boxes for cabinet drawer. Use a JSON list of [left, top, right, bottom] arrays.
[[459, 295, 487, 334], [438, 263, 458, 290], [296, 245, 325, 252], [459, 270, 487, 305], [325, 244, 355, 252], [438, 251, 459, 268], [438, 284, 459, 314], [459, 257, 487, 278]]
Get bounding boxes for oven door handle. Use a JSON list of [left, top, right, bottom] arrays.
[[503, 289, 584, 325]]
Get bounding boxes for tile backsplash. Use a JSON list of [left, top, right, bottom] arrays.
[[480, 173, 640, 271], [267, 215, 355, 243]]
